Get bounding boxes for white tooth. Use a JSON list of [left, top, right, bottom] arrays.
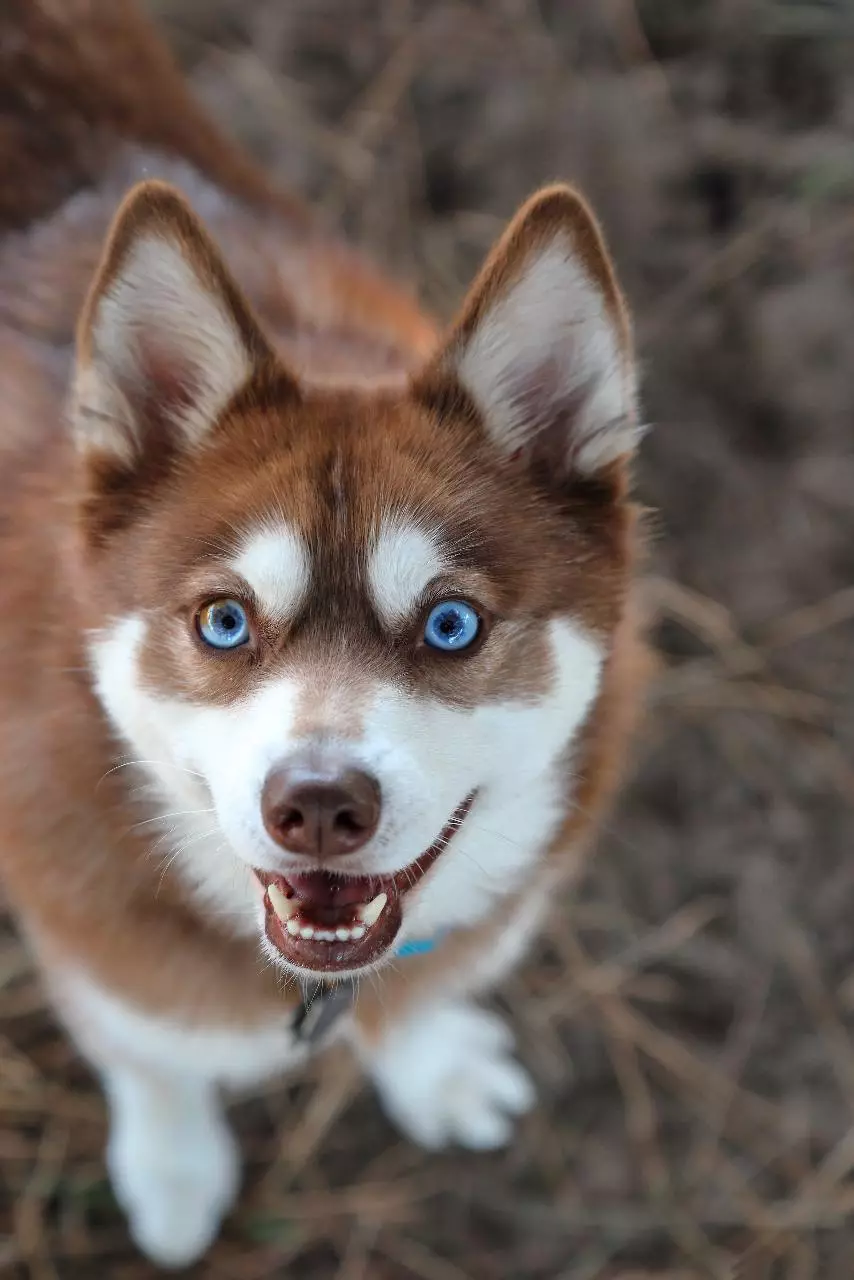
[[286, 919, 301, 938], [316, 930, 335, 942], [358, 892, 387, 928], [336, 927, 352, 941], [268, 884, 297, 919], [300, 926, 315, 940], [351, 925, 366, 940]]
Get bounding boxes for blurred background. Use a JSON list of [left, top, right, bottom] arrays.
[[3, 1, 854, 1275]]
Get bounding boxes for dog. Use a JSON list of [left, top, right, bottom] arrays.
[[0, 0, 647, 1266]]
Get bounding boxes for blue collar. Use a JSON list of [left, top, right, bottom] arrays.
[[394, 927, 448, 958], [394, 937, 436, 957], [294, 930, 449, 1045]]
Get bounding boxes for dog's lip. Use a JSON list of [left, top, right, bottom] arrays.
[[254, 791, 476, 974]]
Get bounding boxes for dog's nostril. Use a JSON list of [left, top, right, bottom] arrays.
[[334, 807, 363, 835], [280, 807, 304, 833]]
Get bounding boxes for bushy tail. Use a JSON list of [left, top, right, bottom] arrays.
[[0, 0, 307, 231]]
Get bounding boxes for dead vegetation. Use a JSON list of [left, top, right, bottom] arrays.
[[3, 1, 854, 1275]]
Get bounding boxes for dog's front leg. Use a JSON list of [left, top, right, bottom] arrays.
[[45, 964, 301, 1269], [101, 1059, 240, 1268], [346, 896, 549, 1150]]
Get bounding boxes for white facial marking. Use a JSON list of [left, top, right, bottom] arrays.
[[89, 608, 603, 978], [89, 614, 297, 932], [231, 525, 310, 622], [368, 519, 446, 626], [456, 239, 639, 473]]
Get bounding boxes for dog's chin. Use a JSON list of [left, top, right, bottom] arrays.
[[254, 792, 476, 977]]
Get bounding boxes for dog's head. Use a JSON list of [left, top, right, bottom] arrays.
[[73, 181, 640, 979]]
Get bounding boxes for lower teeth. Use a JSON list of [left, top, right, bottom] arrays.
[[280, 913, 368, 944], [269, 886, 383, 945]]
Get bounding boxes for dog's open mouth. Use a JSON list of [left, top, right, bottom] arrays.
[[255, 792, 475, 974]]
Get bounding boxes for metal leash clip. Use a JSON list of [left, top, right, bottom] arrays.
[[292, 979, 357, 1047]]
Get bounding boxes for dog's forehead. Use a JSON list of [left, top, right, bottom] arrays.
[[138, 389, 624, 640], [273, 395, 481, 540], [226, 506, 447, 623], [192, 395, 490, 601], [130, 388, 619, 644], [120, 395, 625, 713]]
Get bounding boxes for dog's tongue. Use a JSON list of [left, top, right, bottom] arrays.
[[284, 871, 379, 910]]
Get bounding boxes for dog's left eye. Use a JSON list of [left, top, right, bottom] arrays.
[[423, 600, 480, 651], [197, 599, 250, 649]]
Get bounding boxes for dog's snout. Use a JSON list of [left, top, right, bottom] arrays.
[[262, 761, 381, 858]]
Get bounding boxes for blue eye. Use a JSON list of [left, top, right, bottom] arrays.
[[198, 599, 250, 649], [424, 600, 481, 652]]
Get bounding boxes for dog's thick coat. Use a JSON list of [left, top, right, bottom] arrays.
[[0, 1, 648, 1265]]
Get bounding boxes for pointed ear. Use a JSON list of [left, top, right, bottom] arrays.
[[71, 180, 287, 468], [412, 185, 640, 478]]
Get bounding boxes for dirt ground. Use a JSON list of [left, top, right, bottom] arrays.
[[3, 1, 854, 1276]]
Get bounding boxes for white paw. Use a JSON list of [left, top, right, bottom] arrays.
[[105, 1075, 240, 1269], [367, 1002, 535, 1150]]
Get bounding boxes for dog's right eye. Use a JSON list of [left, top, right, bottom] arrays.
[[197, 599, 250, 649], [423, 600, 481, 652]]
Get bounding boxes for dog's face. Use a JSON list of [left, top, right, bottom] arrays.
[[74, 181, 639, 979]]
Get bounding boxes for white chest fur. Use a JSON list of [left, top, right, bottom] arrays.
[[53, 966, 307, 1089]]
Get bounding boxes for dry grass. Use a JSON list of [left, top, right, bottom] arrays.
[[4, 0, 854, 1275]]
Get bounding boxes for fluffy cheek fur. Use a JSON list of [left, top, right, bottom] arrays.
[[89, 615, 603, 950]]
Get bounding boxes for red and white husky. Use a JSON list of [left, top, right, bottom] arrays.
[[0, 0, 647, 1266]]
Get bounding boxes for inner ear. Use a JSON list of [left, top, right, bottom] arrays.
[[412, 184, 640, 480], [71, 180, 294, 472]]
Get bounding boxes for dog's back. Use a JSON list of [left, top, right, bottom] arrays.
[[0, 0, 287, 227], [0, 1, 434, 381]]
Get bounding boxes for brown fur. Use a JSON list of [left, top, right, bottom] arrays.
[[0, 1, 647, 1033]]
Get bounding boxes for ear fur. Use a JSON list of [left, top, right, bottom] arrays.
[[71, 180, 282, 467], [413, 184, 640, 477]]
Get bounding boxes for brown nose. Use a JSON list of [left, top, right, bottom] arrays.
[[261, 763, 381, 858]]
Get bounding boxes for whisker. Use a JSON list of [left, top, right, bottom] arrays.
[[154, 848, 184, 897], [131, 807, 216, 832], [152, 824, 222, 896], [454, 847, 500, 881], [96, 758, 208, 792]]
